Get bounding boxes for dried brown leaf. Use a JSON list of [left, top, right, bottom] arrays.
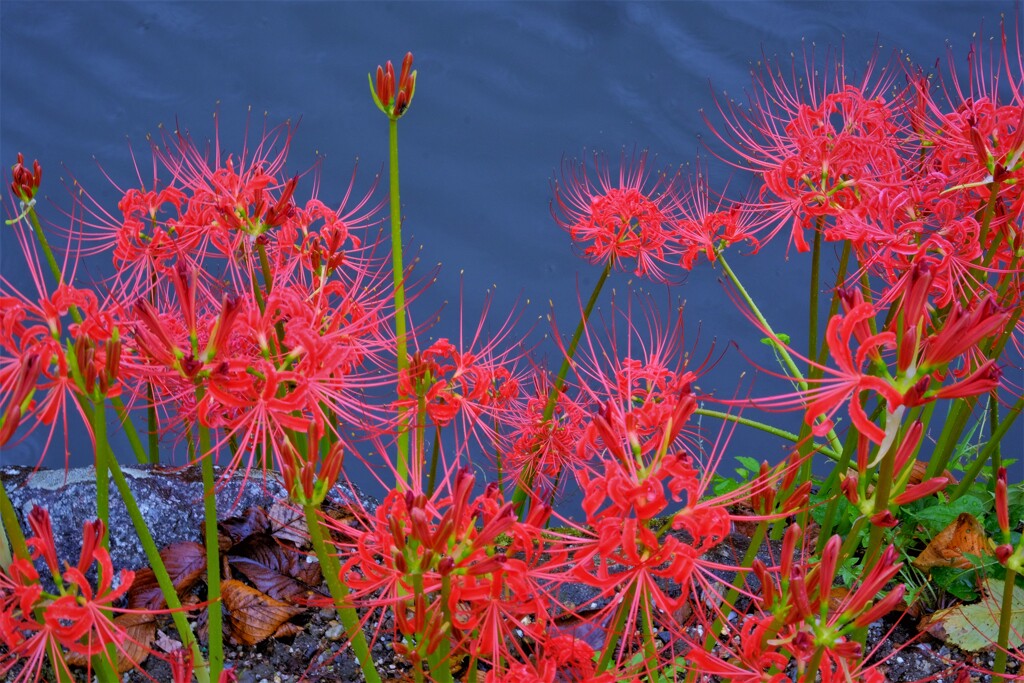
[[128, 541, 207, 609], [912, 512, 995, 571], [218, 507, 271, 551], [221, 578, 305, 646]]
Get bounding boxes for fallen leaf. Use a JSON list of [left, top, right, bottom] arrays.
[[268, 500, 308, 547], [218, 507, 271, 551], [920, 578, 1024, 652], [128, 541, 207, 609], [912, 512, 995, 571], [221, 578, 305, 646], [228, 555, 323, 602], [235, 536, 322, 587]]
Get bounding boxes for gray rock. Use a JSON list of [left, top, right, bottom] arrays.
[[1, 464, 377, 573]]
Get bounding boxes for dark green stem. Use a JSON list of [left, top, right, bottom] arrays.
[[198, 421, 224, 682], [303, 504, 382, 683], [106, 452, 209, 682], [992, 569, 1019, 683], [510, 258, 612, 515], [387, 116, 412, 487]]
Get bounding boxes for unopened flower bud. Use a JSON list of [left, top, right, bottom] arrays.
[[996, 466, 1009, 537], [10, 153, 41, 200]]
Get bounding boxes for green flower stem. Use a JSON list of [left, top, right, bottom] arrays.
[[90, 652, 120, 683], [693, 408, 840, 461], [925, 398, 973, 479], [596, 581, 636, 673], [717, 252, 807, 392], [197, 420, 224, 682], [864, 411, 903, 568], [703, 519, 769, 652], [510, 257, 613, 516], [90, 400, 111, 549], [303, 503, 382, 683], [110, 396, 151, 465], [25, 206, 71, 308], [256, 240, 287, 346], [0, 478, 29, 565], [716, 252, 843, 455], [638, 596, 659, 681], [949, 394, 1024, 500], [106, 451, 209, 683], [388, 115, 412, 488], [992, 567, 1019, 683], [427, 573, 455, 683], [808, 221, 823, 369], [146, 382, 160, 463], [815, 423, 861, 555], [802, 646, 826, 683]]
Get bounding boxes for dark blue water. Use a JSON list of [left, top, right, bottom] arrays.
[[2, 2, 1021, 490]]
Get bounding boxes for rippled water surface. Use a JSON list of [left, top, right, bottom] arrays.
[[2, 2, 1020, 491]]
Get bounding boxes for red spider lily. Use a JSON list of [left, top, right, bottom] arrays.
[[672, 164, 760, 269], [547, 414, 789, 673], [501, 369, 592, 496], [552, 150, 686, 282], [65, 113, 384, 305], [371, 52, 417, 119], [0, 219, 125, 467], [396, 288, 528, 460], [703, 44, 901, 252], [689, 528, 904, 683], [324, 469, 552, 671], [0, 508, 146, 682], [570, 295, 711, 467]]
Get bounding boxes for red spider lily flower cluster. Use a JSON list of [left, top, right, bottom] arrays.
[[0, 507, 142, 682], [689, 525, 903, 682], [3, 116, 396, 486], [552, 150, 690, 282], [326, 468, 551, 672], [2, 18, 1023, 683]]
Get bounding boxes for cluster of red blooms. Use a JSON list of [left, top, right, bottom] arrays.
[[1, 22, 1023, 683]]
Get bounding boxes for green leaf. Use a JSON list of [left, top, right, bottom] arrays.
[[736, 456, 762, 476], [930, 567, 980, 602], [913, 496, 986, 535], [922, 578, 1024, 652], [760, 333, 790, 346]]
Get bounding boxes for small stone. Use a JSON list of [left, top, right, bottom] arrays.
[[325, 623, 347, 641]]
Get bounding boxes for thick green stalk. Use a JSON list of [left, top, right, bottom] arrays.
[[949, 394, 1024, 500], [718, 252, 807, 392], [692, 408, 840, 461], [808, 222, 823, 369], [303, 504, 382, 683], [90, 400, 111, 549], [110, 396, 151, 465], [992, 568, 1019, 683], [426, 573, 455, 683], [596, 581, 636, 673], [388, 116, 412, 487], [864, 412, 904, 568], [510, 258, 613, 515], [106, 453, 209, 682], [0, 479, 29, 565], [702, 520, 769, 651], [198, 422, 224, 682]]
